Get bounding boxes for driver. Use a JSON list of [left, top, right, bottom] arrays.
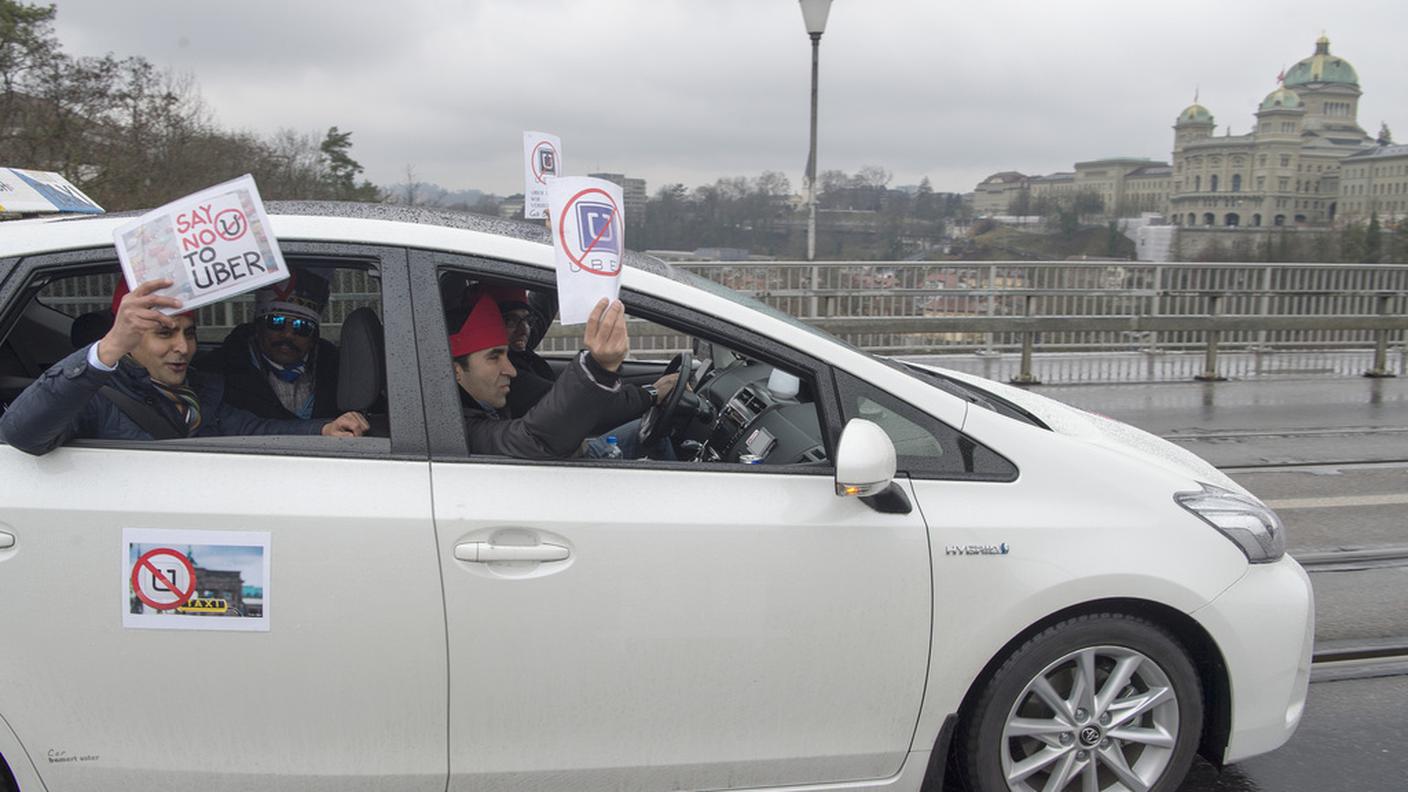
[[449, 292, 672, 459]]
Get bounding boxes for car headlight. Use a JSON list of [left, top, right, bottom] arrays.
[[1175, 483, 1285, 563]]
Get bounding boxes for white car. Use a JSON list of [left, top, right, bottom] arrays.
[[0, 204, 1312, 792]]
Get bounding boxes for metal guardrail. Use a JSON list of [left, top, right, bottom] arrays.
[[659, 260, 1408, 383]]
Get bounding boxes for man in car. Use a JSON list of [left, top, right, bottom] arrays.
[[205, 269, 341, 420], [450, 291, 666, 459], [0, 279, 368, 455]]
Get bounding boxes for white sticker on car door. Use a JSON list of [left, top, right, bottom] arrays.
[[122, 528, 271, 631]]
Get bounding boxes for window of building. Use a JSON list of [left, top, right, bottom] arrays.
[[1194, 175, 1201, 192], [1280, 155, 1291, 167], [1278, 177, 1290, 191], [1256, 176, 1265, 190], [1231, 174, 1241, 192], [1210, 175, 1219, 192]]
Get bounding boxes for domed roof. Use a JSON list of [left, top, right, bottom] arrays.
[[1176, 103, 1214, 125], [1284, 36, 1359, 87], [1259, 86, 1303, 111]]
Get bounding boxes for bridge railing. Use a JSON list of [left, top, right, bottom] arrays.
[[541, 260, 1408, 382]]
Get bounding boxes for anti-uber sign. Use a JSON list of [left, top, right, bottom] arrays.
[[113, 175, 288, 314], [548, 176, 624, 325]]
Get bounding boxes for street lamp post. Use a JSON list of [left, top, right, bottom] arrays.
[[798, 0, 832, 316]]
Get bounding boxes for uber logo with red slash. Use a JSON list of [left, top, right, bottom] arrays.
[[575, 202, 620, 257]]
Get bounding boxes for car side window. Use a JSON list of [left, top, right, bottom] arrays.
[[428, 262, 834, 470], [1, 254, 397, 457], [836, 371, 1016, 481]]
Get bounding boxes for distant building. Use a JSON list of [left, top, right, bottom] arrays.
[[973, 171, 1028, 215], [975, 35, 1389, 231], [588, 172, 647, 223], [1169, 35, 1373, 229], [1337, 143, 1408, 224]]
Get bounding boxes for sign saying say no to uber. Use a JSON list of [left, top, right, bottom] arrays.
[[113, 174, 288, 314]]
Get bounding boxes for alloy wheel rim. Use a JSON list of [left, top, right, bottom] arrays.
[[999, 644, 1179, 792]]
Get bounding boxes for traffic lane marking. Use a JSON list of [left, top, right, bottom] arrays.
[[1265, 493, 1408, 510]]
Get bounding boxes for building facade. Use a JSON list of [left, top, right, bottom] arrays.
[[974, 36, 1389, 231], [587, 172, 648, 224], [1169, 36, 1372, 229], [1338, 143, 1408, 224]]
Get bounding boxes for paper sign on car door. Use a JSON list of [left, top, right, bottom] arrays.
[[549, 176, 624, 325], [112, 174, 288, 314]]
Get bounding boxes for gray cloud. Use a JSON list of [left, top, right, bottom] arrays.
[[49, 0, 1407, 197]]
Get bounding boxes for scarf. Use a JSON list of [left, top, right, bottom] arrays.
[[150, 380, 202, 435]]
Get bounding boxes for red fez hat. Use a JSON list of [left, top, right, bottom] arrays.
[[111, 280, 194, 319], [449, 294, 508, 358]]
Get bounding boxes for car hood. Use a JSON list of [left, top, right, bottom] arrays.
[[914, 364, 1247, 495]]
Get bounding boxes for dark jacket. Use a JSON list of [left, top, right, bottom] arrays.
[[505, 351, 654, 435], [0, 346, 322, 456], [202, 323, 341, 420], [464, 351, 627, 459]]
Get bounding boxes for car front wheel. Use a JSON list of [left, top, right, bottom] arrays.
[[960, 613, 1203, 792]]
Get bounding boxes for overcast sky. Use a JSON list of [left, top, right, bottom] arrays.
[[50, 0, 1407, 197]]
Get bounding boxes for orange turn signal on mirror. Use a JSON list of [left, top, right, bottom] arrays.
[[837, 484, 863, 497]]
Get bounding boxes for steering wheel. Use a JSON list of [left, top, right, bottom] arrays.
[[638, 351, 692, 449]]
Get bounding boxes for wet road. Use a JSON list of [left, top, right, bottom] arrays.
[[1026, 376, 1408, 792]]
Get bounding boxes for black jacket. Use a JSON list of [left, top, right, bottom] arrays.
[[465, 352, 628, 459], [0, 346, 320, 455], [203, 323, 341, 420]]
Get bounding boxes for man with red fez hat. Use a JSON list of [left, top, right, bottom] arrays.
[[448, 292, 646, 459], [0, 278, 369, 455]]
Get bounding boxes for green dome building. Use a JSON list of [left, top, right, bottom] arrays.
[[1168, 36, 1373, 231]]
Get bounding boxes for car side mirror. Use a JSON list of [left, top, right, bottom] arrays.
[[834, 419, 897, 497], [835, 419, 912, 514]]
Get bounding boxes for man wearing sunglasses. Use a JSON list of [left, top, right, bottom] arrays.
[[207, 269, 342, 420]]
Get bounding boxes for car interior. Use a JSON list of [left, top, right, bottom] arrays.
[[0, 261, 391, 434], [439, 271, 830, 465]]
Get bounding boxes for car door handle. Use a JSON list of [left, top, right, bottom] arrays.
[[0, 531, 13, 550], [454, 541, 570, 563]]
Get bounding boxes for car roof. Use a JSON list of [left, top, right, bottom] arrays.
[[0, 200, 675, 280]]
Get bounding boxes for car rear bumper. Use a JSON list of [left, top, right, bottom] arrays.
[[1193, 555, 1315, 764]]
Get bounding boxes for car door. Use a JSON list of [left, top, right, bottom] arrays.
[[0, 246, 447, 792], [411, 257, 932, 792]]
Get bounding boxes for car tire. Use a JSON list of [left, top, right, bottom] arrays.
[[958, 613, 1203, 792]]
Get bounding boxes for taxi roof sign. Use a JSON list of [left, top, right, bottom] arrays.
[[0, 168, 104, 215]]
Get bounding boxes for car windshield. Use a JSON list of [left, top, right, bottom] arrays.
[[646, 256, 863, 351]]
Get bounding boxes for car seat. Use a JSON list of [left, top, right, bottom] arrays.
[[336, 307, 390, 437]]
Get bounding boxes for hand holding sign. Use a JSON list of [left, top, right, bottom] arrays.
[[548, 176, 625, 325], [583, 298, 629, 372], [97, 279, 184, 367]]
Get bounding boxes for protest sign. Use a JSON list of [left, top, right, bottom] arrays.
[[0, 168, 103, 214], [548, 176, 625, 325], [522, 131, 563, 219], [122, 528, 272, 632], [112, 175, 287, 314]]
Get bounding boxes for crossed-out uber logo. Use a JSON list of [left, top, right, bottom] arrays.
[[567, 197, 621, 275]]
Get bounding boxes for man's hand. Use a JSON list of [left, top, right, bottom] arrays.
[[583, 298, 628, 372], [652, 372, 681, 404], [96, 279, 183, 367], [321, 411, 370, 437]]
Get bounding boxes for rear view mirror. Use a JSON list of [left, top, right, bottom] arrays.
[[834, 419, 896, 497]]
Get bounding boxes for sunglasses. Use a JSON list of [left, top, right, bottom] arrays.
[[263, 314, 318, 337]]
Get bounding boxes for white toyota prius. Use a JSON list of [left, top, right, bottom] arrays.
[[0, 204, 1312, 792]]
